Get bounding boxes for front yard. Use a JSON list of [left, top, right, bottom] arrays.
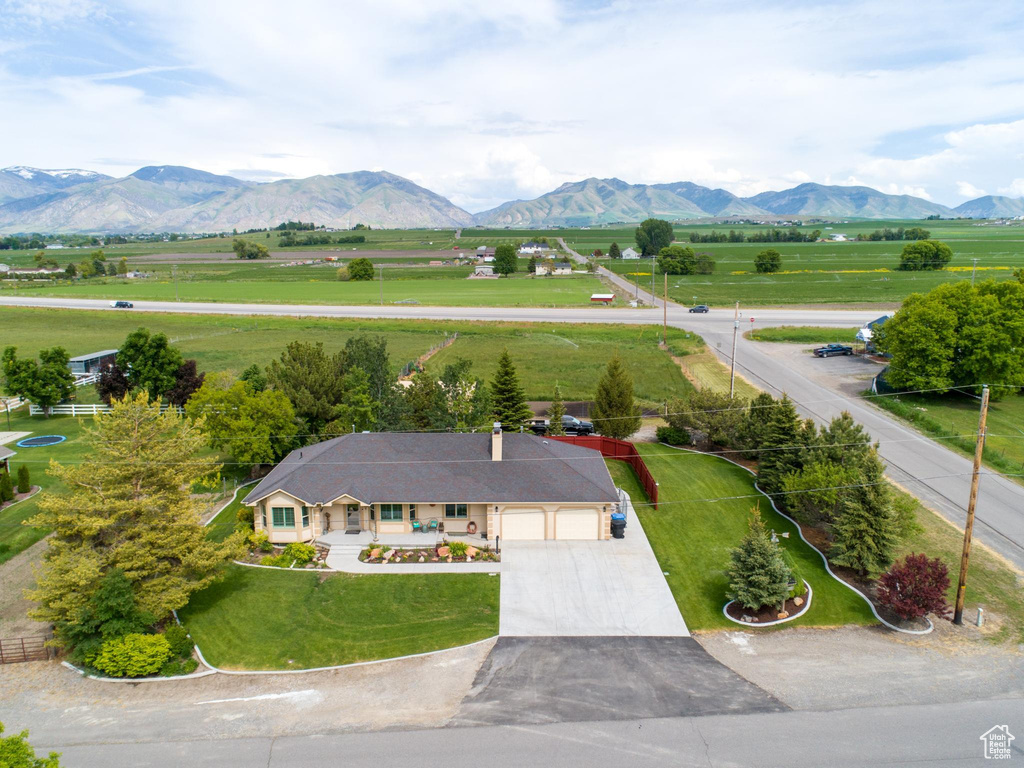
[[606, 450, 876, 631], [178, 565, 499, 670]]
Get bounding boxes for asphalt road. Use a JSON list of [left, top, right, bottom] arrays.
[[42, 697, 1024, 767], [2, 293, 1023, 569]]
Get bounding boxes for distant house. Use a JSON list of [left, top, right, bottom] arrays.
[[0, 444, 13, 474], [45, 243, 65, 250], [483, 255, 495, 263], [471, 265, 496, 278], [856, 314, 892, 354], [534, 264, 550, 276], [428, 260, 443, 266], [552, 262, 573, 275], [476, 246, 496, 258], [68, 349, 118, 376], [829, 234, 848, 242], [621, 247, 640, 260], [518, 241, 545, 255]]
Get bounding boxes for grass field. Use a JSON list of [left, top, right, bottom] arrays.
[[747, 326, 861, 344], [178, 565, 499, 670], [609, 448, 876, 630], [205, 490, 250, 543], [0, 307, 698, 404], [0, 411, 91, 565], [871, 391, 1024, 481]]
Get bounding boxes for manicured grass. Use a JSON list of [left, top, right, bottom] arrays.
[[0, 409, 92, 564], [617, 446, 876, 630], [871, 391, 1024, 481], [748, 326, 861, 344], [4, 273, 609, 308], [178, 565, 499, 670], [892, 486, 1024, 644], [205, 492, 248, 543]]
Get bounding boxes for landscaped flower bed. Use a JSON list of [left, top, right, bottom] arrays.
[[242, 534, 330, 568], [359, 542, 500, 564]]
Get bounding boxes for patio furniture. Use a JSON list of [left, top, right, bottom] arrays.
[[426, 519, 439, 533], [411, 520, 423, 533]]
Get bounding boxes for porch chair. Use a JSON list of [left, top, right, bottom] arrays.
[[426, 519, 439, 533], [411, 520, 423, 533]]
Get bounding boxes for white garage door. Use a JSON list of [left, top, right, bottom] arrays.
[[555, 508, 600, 540], [501, 508, 545, 540]]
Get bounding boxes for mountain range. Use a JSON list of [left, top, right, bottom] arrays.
[[0, 165, 1019, 233]]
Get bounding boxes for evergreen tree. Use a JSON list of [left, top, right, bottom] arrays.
[[727, 507, 793, 611], [0, 471, 12, 502], [754, 395, 803, 497], [16, 464, 30, 494], [325, 368, 377, 435], [27, 392, 243, 643], [592, 353, 642, 439], [738, 392, 778, 457], [266, 341, 344, 437], [608, 241, 621, 259], [405, 371, 447, 430], [489, 349, 533, 430], [828, 452, 899, 576], [547, 384, 567, 436]]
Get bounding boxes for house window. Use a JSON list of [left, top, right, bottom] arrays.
[[260, 505, 267, 529], [379, 503, 403, 522], [272, 507, 295, 528], [301, 506, 310, 527], [409, 504, 417, 521], [445, 503, 468, 519]]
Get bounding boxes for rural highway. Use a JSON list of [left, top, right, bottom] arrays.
[[3, 293, 1024, 570]]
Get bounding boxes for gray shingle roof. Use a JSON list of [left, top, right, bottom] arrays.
[[0, 445, 14, 461], [243, 433, 618, 506]]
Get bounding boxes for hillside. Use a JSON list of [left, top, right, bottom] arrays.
[[746, 183, 953, 219], [953, 195, 1024, 218], [0, 166, 110, 205]]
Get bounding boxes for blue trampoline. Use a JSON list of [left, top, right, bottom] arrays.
[[16, 435, 66, 448]]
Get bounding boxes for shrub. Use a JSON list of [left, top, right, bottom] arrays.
[[877, 553, 951, 621], [236, 505, 254, 527], [336, 266, 351, 281], [16, 465, 30, 494], [248, 531, 273, 552], [0, 722, 63, 767], [282, 541, 316, 565], [0, 472, 13, 502], [159, 657, 199, 677], [92, 633, 171, 678], [260, 554, 290, 567], [655, 425, 690, 445], [163, 624, 193, 658], [754, 249, 782, 274], [348, 258, 374, 281], [897, 239, 953, 271], [447, 540, 469, 557]]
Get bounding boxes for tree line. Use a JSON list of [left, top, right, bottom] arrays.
[[689, 227, 822, 244]]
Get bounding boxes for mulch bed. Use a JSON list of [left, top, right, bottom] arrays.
[[0, 485, 41, 511], [726, 592, 808, 624], [828, 563, 931, 631], [360, 545, 500, 564]]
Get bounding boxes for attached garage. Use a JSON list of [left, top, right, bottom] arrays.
[[500, 508, 546, 540], [555, 507, 601, 540]]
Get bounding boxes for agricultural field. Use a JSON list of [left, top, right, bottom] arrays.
[[747, 326, 861, 344]]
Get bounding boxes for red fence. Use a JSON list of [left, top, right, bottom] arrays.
[[0, 635, 52, 664], [549, 435, 658, 509]]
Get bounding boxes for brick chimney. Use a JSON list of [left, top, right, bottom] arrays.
[[491, 422, 502, 461]]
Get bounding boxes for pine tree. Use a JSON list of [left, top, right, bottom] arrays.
[[828, 452, 899, 576], [490, 349, 533, 430], [727, 507, 793, 611], [0, 471, 12, 502], [738, 392, 778, 458], [608, 242, 622, 259], [754, 395, 803, 497], [16, 464, 30, 494], [547, 384, 567, 436], [592, 353, 642, 439], [27, 392, 243, 644]]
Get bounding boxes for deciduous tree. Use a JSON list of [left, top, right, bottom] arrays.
[[165, 359, 205, 407], [0, 721, 63, 768], [656, 244, 697, 275], [754, 249, 782, 274], [348, 258, 374, 280], [877, 554, 951, 620], [494, 244, 517, 275], [635, 218, 673, 256], [897, 239, 952, 271], [592, 353, 642, 439], [117, 328, 184, 401], [1, 346, 75, 414], [666, 389, 745, 450], [96, 363, 131, 404], [232, 239, 270, 259]]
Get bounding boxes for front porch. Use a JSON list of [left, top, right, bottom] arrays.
[[317, 528, 494, 550]]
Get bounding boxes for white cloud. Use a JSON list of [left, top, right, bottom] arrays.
[[1, 0, 104, 24], [998, 179, 1024, 197], [956, 181, 987, 198]]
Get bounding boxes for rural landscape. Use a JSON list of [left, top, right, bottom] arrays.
[[2, 2, 1023, 766]]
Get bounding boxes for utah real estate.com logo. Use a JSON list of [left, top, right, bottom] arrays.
[[981, 725, 1015, 760]]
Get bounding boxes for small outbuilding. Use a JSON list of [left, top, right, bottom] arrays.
[[68, 349, 118, 376], [590, 293, 615, 304]]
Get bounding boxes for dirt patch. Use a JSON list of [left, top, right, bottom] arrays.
[[0, 536, 49, 638]]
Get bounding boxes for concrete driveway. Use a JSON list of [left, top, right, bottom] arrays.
[[498, 499, 688, 637]]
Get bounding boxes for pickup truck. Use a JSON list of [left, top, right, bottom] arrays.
[[813, 343, 854, 358], [528, 414, 595, 436]]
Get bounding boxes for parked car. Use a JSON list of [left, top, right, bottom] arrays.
[[813, 343, 853, 358], [110, 300, 134, 308], [527, 415, 595, 436], [688, 304, 710, 313]]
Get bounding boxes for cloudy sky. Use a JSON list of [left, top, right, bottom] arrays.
[[1, 0, 1023, 212]]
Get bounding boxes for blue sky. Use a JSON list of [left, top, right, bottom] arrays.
[[1, 0, 1024, 211]]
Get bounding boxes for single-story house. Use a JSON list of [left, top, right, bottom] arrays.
[[552, 261, 573, 275], [0, 444, 13, 474], [471, 265, 497, 278], [534, 263, 550, 276], [856, 314, 893, 354], [518, 242, 545, 255], [621, 247, 640, 260], [243, 427, 619, 542], [68, 349, 118, 376]]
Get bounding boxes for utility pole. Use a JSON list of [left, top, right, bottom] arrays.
[[173, 264, 179, 302], [971, 258, 979, 286], [729, 301, 740, 398], [662, 272, 668, 345], [378, 264, 384, 306], [953, 384, 990, 625]]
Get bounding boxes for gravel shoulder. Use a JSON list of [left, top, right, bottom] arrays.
[[696, 624, 1024, 711]]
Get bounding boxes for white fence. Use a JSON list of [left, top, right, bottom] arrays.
[[29, 403, 184, 417], [2, 397, 26, 414], [74, 373, 100, 386]]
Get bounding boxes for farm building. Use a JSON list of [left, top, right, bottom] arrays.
[[68, 349, 118, 376]]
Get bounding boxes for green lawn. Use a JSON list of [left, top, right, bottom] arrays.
[[871, 391, 1024, 481], [0, 410, 92, 565], [609, 448, 876, 630], [205, 491, 249, 543], [3, 273, 610, 308], [178, 565, 499, 670], [748, 326, 861, 344]]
